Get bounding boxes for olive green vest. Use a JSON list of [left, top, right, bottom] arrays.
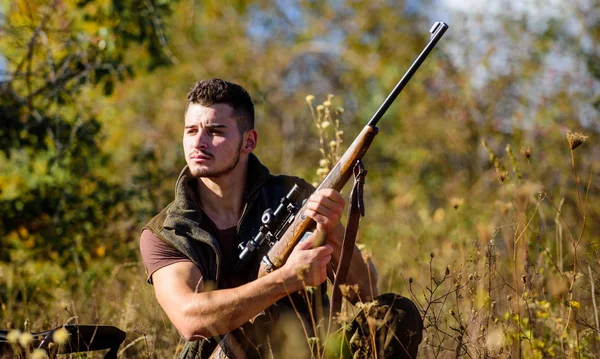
[[143, 154, 318, 358]]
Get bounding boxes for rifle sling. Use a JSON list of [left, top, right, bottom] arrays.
[[329, 160, 367, 331]]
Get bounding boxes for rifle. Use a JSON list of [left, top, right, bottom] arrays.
[[248, 21, 449, 277], [213, 21, 449, 359]]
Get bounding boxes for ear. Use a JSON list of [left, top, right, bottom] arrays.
[[242, 129, 257, 154]]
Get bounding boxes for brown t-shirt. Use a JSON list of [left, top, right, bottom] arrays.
[[139, 213, 246, 289]]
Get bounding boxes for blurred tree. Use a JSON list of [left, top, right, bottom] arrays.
[[0, 0, 179, 263]]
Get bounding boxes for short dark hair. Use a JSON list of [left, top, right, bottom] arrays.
[[186, 78, 254, 133]]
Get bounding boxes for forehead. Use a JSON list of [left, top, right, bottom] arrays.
[[184, 103, 237, 125]]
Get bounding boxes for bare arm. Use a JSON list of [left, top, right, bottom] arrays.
[[152, 237, 332, 340]]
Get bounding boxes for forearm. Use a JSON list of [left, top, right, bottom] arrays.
[[175, 270, 296, 340], [154, 239, 331, 341]]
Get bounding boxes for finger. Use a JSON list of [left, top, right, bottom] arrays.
[[315, 189, 346, 206], [312, 244, 334, 257], [305, 203, 337, 221], [302, 230, 328, 247], [319, 255, 332, 265], [307, 193, 345, 215], [303, 209, 331, 231]]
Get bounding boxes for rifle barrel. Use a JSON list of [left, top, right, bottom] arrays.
[[366, 21, 449, 127]]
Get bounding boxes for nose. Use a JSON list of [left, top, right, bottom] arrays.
[[193, 129, 209, 149]]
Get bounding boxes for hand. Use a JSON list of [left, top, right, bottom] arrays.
[[281, 236, 333, 290], [304, 189, 345, 234]]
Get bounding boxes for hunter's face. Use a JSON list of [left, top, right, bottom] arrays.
[[183, 103, 245, 178]]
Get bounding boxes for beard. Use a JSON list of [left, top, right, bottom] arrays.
[[189, 139, 243, 178]]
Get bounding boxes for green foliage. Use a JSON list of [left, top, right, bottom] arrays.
[[0, 0, 180, 263]]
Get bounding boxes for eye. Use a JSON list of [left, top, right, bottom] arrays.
[[186, 128, 198, 135]]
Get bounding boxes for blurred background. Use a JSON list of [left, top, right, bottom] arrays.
[[1, 0, 598, 357]]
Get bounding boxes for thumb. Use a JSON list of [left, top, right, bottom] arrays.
[[299, 230, 327, 249], [295, 233, 317, 250]]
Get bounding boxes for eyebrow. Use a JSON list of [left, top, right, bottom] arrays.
[[184, 123, 228, 129]]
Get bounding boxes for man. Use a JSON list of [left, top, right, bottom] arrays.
[[140, 78, 422, 358]]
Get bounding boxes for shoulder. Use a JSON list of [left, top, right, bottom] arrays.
[[142, 201, 174, 235], [139, 229, 192, 284]]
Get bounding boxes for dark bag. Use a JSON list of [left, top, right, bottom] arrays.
[[0, 324, 126, 359]]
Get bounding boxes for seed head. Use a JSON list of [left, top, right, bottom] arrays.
[[59, 299, 69, 311], [19, 332, 33, 347], [445, 266, 450, 276], [316, 105, 324, 113], [570, 300, 581, 310], [567, 131, 588, 150], [356, 300, 378, 311], [495, 168, 508, 183], [305, 95, 315, 104], [430, 252, 435, 258], [337, 310, 351, 323], [339, 284, 351, 297], [450, 197, 464, 210], [319, 159, 329, 167], [52, 327, 70, 345], [320, 121, 331, 129], [7, 330, 20, 344], [316, 168, 329, 177], [323, 100, 332, 107], [409, 277, 414, 284], [32, 349, 49, 359], [295, 265, 309, 281], [520, 147, 531, 159]]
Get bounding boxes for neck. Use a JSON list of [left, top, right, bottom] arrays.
[[196, 156, 249, 229]]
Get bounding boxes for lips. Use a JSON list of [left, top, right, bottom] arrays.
[[190, 152, 213, 162]]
